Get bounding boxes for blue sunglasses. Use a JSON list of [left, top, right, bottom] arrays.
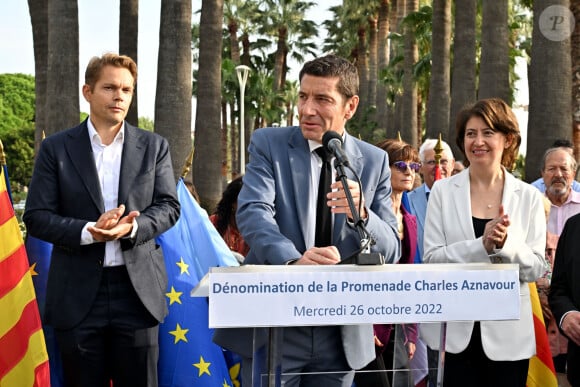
[[392, 161, 421, 172]]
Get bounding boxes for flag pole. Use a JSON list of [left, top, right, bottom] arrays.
[[180, 146, 195, 180]]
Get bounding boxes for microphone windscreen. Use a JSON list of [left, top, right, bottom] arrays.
[[322, 130, 342, 149]]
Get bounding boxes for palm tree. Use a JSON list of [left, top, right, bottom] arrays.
[[46, 0, 79, 135], [449, 0, 477, 159], [526, 0, 572, 181], [479, 0, 510, 103], [257, 0, 318, 99], [425, 0, 451, 141], [192, 0, 224, 211], [119, 0, 139, 126], [401, 0, 418, 147], [155, 0, 192, 184], [375, 0, 391, 137], [27, 0, 48, 154]]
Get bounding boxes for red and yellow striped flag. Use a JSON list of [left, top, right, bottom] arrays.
[[0, 168, 50, 386], [526, 282, 557, 387]]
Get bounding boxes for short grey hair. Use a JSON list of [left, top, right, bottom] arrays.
[[419, 139, 454, 163], [541, 147, 577, 172]]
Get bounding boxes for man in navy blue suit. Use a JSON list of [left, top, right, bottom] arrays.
[[24, 53, 180, 387], [225, 55, 401, 387]]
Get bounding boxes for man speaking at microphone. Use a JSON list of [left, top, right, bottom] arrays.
[[218, 54, 400, 387]]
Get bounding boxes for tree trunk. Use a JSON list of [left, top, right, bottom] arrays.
[[479, 0, 510, 103], [401, 0, 418, 147], [449, 0, 476, 160], [526, 0, 572, 181], [571, 0, 580, 162], [425, 0, 451, 142], [368, 15, 378, 124], [192, 0, 224, 211], [155, 0, 192, 184], [27, 0, 48, 154], [46, 0, 79, 135], [375, 0, 390, 138], [119, 0, 139, 126]]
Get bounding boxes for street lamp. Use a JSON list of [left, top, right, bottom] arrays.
[[236, 65, 251, 175]]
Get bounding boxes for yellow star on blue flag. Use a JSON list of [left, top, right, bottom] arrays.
[[157, 179, 239, 387]]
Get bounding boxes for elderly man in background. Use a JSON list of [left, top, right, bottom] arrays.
[[536, 146, 580, 384], [407, 138, 455, 263]]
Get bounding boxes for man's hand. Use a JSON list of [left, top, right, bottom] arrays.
[[88, 204, 140, 242], [328, 179, 367, 221], [293, 246, 341, 265], [561, 311, 580, 346]]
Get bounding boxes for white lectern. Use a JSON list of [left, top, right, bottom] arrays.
[[193, 263, 520, 387]]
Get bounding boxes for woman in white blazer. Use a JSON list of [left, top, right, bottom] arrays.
[[421, 98, 547, 387]]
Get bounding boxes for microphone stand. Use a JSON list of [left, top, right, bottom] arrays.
[[334, 159, 384, 265]]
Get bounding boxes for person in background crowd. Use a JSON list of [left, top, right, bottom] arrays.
[[452, 160, 465, 175], [421, 98, 546, 387], [355, 139, 423, 387], [209, 176, 248, 262], [214, 54, 401, 387], [534, 145, 580, 382], [23, 53, 180, 387], [531, 139, 580, 193], [407, 138, 455, 262]]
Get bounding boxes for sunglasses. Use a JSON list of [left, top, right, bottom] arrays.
[[392, 161, 421, 172]]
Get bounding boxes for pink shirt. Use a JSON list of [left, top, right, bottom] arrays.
[[547, 190, 580, 236]]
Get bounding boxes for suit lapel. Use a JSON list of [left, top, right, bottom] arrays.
[[451, 170, 475, 240], [288, 129, 311, 242], [118, 123, 145, 206], [501, 169, 520, 216], [65, 122, 105, 212], [333, 134, 363, 241]]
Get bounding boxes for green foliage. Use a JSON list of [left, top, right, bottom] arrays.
[[139, 116, 154, 131], [0, 73, 35, 134], [1, 127, 34, 190], [0, 73, 35, 190]]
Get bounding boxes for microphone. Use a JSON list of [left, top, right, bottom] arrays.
[[322, 131, 350, 166]]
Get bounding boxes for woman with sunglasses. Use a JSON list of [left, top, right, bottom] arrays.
[[354, 139, 423, 387], [420, 98, 546, 386]]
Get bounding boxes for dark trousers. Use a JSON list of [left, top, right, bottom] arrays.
[[242, 326, 353, 387], [443, 323, 529, 387], [54, 266, 160, 387]]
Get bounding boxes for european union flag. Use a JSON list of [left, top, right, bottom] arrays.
[[25, 235, 65, 387], [157, 179, 239, 387]]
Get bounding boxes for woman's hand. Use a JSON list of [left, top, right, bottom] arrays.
[[483, 204, 510, 253]]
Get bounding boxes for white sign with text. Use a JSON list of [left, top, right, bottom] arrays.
[[203, 263, 520, 328]]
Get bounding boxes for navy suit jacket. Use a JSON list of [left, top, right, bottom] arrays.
[[549, 213, 580, 385], [214, 126, 400, 370], [23, 120, 180, 329]]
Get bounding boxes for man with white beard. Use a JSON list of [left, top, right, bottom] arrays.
[[542, 147, 580, 235]]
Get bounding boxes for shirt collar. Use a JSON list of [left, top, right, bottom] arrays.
[[87, 118, 125, 146]]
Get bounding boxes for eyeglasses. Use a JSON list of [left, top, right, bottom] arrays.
[[425, 159, 450, 166], [392, 161, 421, 172]]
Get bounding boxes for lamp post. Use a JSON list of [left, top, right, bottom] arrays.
[[236, 65, 251, 175]]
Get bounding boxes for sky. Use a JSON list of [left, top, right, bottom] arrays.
[[0, 0, 528, 154], [0, 0, 338, 120]]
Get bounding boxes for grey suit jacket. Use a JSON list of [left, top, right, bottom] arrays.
[[23, 120, 180, 329], [407, 183, 428, 260], [214, 126, 400, 370]]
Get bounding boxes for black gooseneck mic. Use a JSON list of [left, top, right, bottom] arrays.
[[322, 131, 350, 167], [321, 131, 384, 265]]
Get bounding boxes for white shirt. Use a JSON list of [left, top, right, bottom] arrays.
[[80, 119, 125, 267]]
